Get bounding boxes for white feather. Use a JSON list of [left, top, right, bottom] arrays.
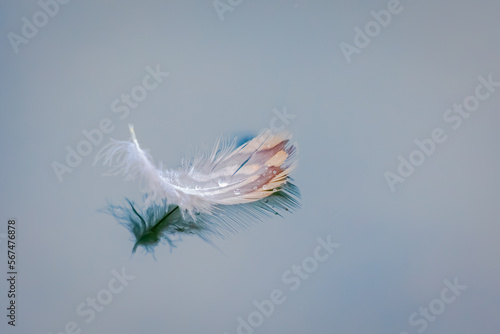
[[95, 124, 298, 219]]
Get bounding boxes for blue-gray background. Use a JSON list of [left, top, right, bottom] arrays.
[[1, 1, 499, 333]]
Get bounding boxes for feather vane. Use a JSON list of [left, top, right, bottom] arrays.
[[95, 124, 300, 253]]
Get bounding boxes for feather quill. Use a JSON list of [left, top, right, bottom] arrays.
[[95, 124, 300, 253]]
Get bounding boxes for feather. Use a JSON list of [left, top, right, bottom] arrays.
[[95, 124, 300, 253]]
